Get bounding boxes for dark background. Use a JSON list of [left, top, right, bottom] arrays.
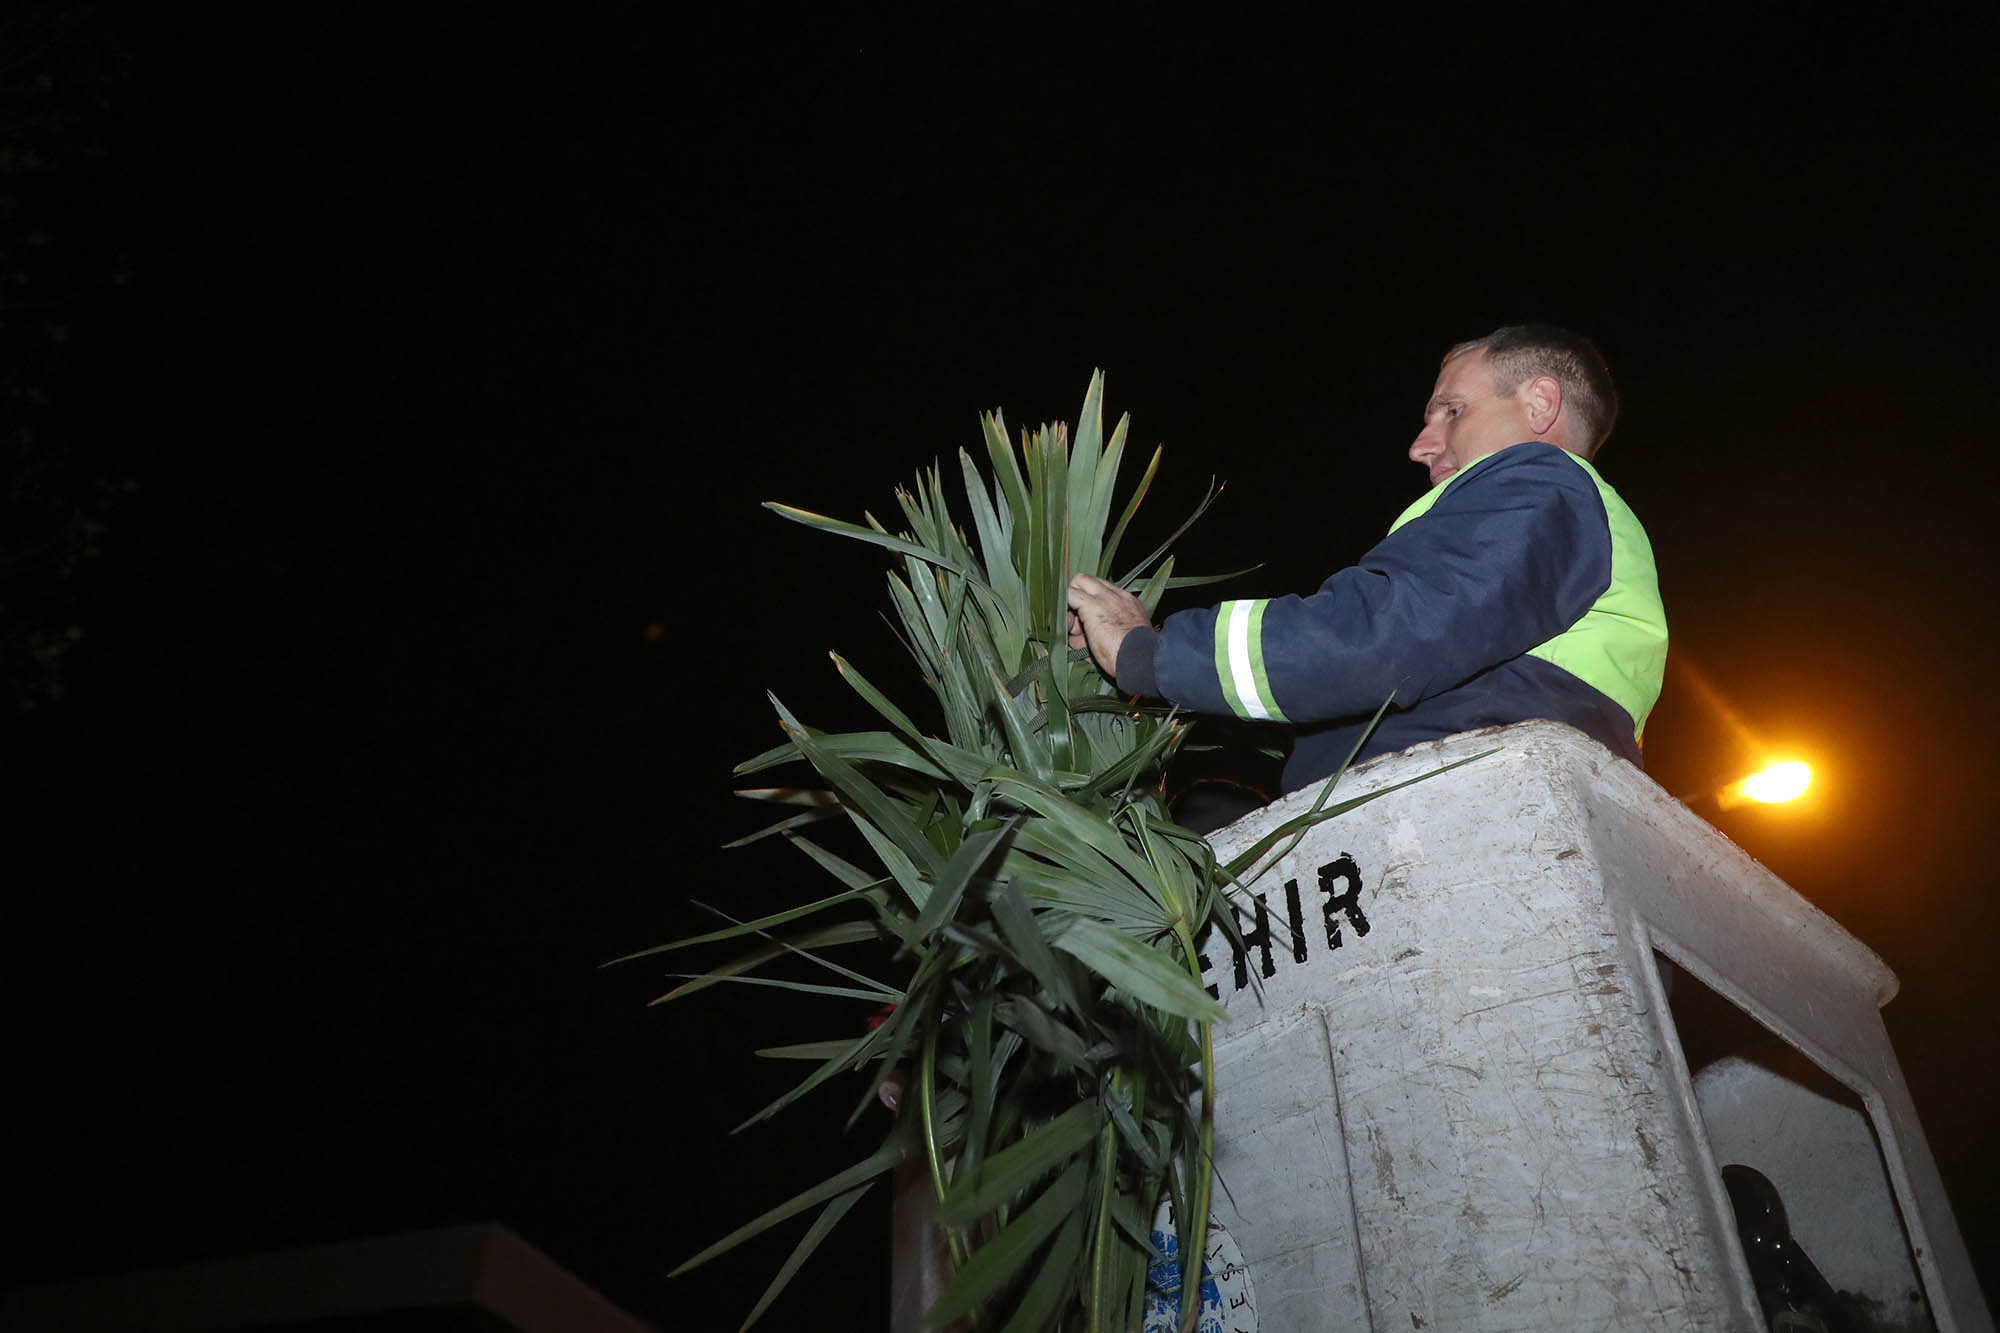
[[7, 8, 1996, 1328]]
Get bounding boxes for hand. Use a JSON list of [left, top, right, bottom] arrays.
[[1066, 573, 1151, 676]]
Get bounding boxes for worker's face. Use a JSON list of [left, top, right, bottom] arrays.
[[1408, 350, 1536, 487]]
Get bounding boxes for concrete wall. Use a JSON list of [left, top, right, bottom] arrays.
[[1196, 720, 1986, 1332], [891, 720, 1992, 1332]]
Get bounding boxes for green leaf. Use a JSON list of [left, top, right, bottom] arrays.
[[1008, 1200, 1088, 1328], [892, 480, 940, 553], [1103, 1081, 1167, 1173], [672, 1135, 902, 1278], [910, 820, 1015, 942], [1135, 553, 1175, 622], [996, 1207, 1085, 1333], [780, 834, 885, 892], [989, 773, 1163, 912], [754, 1040, 864, 1061], [1101, 442, 1160, 576], [980, 407, 1031, 570], [1086, 409, 1131, 571], [1005, 855, 1164, 933], [734, 786, 841, 806], [1065, 371, 1106, 580], [1120, 1231, 1153, 1333], [853, 817, 933, 912], [1157, 564, 1261, 592], [649, 920, 882, 1005], [884, 570, 942, 676], [828, 652, 927, 745], [735, 1179, 875, 1331], [1223, 748, 1497, 882], [939, 1100, 1104, 1223], [731, 1023, 886, 1133], [735, 729, 948, 782], [841, 958, 941, 1130], [926, 1158, 1089, 1328], [605, 885, 877, 963], [1042, 639, 1077, 775], [665, 973, 895, 1003], [1081, 742, 1178, 808], [996, 995, 1096, 1073], [903, 556, 959, 671], [987, 667, 1051, 785], [959, 990, 998, 1185], [720, 803, 841, 850], [1051, 919, 1227, 1025], [1087, 1108, 1120, 1330], [772, 696, 944, 879], [765, 501, 995, 598], [989, 877, 1085, 1015], [1065, 693, 1180, 717], [1117, 475, 1220, 587], [1109, 1184, 1164, 1258], [888, 570, 989, 750], [959, 449, 1025, 654], [717, 905, 903, 996], [1129, 806, 1196, 926], [1024, 422, 1069, 646]]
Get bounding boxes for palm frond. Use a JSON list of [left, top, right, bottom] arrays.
[[637, 372, 1402, 1331]]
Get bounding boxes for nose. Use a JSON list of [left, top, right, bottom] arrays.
[[1409, 423, 1440, 463]]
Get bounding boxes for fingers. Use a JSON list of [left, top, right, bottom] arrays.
[[1067, 575, 1119, 652], [1067, 576, 1145, 625], [1067, 574, 1132, 623]]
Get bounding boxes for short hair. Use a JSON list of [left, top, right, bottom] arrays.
[[1445, 324, 1619, 455]]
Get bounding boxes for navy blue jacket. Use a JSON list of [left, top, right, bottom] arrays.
[[1114, 444, 1667, 793]]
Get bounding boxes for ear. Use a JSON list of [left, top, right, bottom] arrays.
[[1519, 374, 1564, 438]]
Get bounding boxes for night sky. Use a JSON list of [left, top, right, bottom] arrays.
[[9, 10, 1997, 1329]]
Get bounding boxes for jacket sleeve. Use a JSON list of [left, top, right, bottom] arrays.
[[1125, 445, 1614, 723]]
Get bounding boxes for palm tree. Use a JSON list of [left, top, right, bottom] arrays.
[[636, 374, 1385, 1331]]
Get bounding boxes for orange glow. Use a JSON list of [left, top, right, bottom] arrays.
[[1713, 759, 1813, 810], [1671, 653, 1766, 761], [1670, 655, 1816, 814], [1741, 761, 1811, 803]]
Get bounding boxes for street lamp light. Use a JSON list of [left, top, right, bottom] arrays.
[[1710, 760, 1813, 811]]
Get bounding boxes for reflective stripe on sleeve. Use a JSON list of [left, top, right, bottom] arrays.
[[1213, 600, 1287, 723]]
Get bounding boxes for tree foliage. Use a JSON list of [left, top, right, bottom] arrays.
[[637, 376, 1394, 1330]]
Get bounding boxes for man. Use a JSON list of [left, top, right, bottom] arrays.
[[1066, 324, 1667, 795]]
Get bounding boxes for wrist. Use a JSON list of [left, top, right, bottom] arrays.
[[1113, 624, 1161, 697]]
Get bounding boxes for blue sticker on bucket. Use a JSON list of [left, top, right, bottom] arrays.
[[1141, 1206, 1255, 1333]]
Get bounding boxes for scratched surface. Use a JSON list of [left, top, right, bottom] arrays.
[[890, 722, 1989, 1330], [1209, 1007, 1368, 1328], [1694, 1053, 1934, 1330], [1200, 721, 1991, 1332]]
